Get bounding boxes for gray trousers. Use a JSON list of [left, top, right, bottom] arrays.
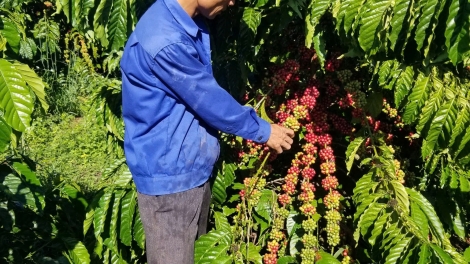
[[137, 181, 211, 264]]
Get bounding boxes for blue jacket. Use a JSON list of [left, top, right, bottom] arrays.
[[120, 0, 271, 195]]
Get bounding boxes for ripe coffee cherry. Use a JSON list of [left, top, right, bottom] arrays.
[[267, 240, 280, 254], [278, 194, 292, 206], [263, 253, 277, 264], [321, 176, 339, 190], [300, 204, 316, 216], [319, 146, 335, 162], [301, 167, 316, 180]]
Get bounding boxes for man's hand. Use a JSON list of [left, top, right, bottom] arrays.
[[266, 124, 295, 154]]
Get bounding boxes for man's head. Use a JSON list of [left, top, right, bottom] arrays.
[[197, 0, 235, 19]]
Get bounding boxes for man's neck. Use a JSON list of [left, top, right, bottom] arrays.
[[177, 0, 199, 17]]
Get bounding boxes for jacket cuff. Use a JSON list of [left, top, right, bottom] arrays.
[[254, 118, 271, 143]]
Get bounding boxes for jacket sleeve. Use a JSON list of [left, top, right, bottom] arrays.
[[151, 42, 271, 143]]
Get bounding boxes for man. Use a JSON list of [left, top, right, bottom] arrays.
[[120, 0, 294, 262]]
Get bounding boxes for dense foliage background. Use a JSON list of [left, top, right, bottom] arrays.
[[1, 0, 470, 263]]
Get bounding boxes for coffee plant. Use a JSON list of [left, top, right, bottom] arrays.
[[1, 0, 470, 263]]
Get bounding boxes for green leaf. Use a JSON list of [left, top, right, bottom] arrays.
[[212, 168, 227, 205], [452, 208, 466, 240], [214, 211, 231, 234], [345, 136, 364, 173], [208, 244, 231, 263], [417, 244, 431, 264], [407, 188, 448, 247], [93, 188, 114, 255], [133, 210, 145, 250], [316, 251, 341, 263], [369, 209, 389, 246], [277, 256, 297, 264], [242, 8, 262, 35], [102, 158, 126, 179], [308, 0, 331, 28], [213, 255, 232, 264], [464, 247, 470, 262], [450, 170, 459, 189], [414, 0, 440, 51], [391, 181, 410, 214], [113, 167, 132, 187], [385, 236, 412, 264], [255, 189, 275, 223], [2, 173, 38, 210], [286, 210, 300, 238], [108, 0, 128, 51], [410, 201, 428, 238], [358, 0, 392, 55], [403, 72, 431, 124], [254, 189, 275, 235], [242, 243, 262, 264], [119, 189, 137, 246], [455, 126, 470, 158], [61, 237, 91, 264], [378, 61, 395, 87], [312, 28, 326, 70], [195, 230, 231, 263], [366, 91, 383, 118], [0, 117, 10, 152], [19, 39, 33, 59], [0, 59, 34, 131], [394, 66, 414, 108], [224, 163, 236, 187], [416, 77, 444, 134], [445, 0, 470, 65], [57, 0, 73, 24], [288, 0, 304, 18], [74, 0, 95, 27], [259, 99, 273, 124], [12, 62, 48, 112], [289, 228, 301, 255], [423, 98, 458, 158], [342, 0, 366, 36], [61, 183, 88, 211], [109, 190, 125, 252], [449, 105, 470, 148], [354, 192, 381, 222], [430, 244, 454, 264], [1, 19, 21, 53], [357, 202, 385, 242], [459, 174, 470, 192], [93, 0, 113, 47], [402, 244, 419, 264], [389, 0, 412, 50], [83, 190, 103, 236], [212, 162, 236, 205], [352, 170, 377, 202], [380, 222, 400, 250], [12, 162, 41, 187], [255, 0, 268, 7]]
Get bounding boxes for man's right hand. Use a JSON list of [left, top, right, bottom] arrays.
[[266, 124, 295, 154]]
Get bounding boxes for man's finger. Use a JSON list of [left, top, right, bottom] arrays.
[[281, 141, 291, 150], [285, 128, 295, 138], [285, 136, 293, 145]]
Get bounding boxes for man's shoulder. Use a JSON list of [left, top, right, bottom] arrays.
[[133, 3, 194, 58]]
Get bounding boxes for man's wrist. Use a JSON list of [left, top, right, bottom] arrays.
[[254, 118, 271, 143]]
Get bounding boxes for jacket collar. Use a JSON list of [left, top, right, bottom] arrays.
[[163, 0, 200, 37]]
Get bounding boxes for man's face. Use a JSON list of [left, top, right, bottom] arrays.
[[197, 0, 235, 19]]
